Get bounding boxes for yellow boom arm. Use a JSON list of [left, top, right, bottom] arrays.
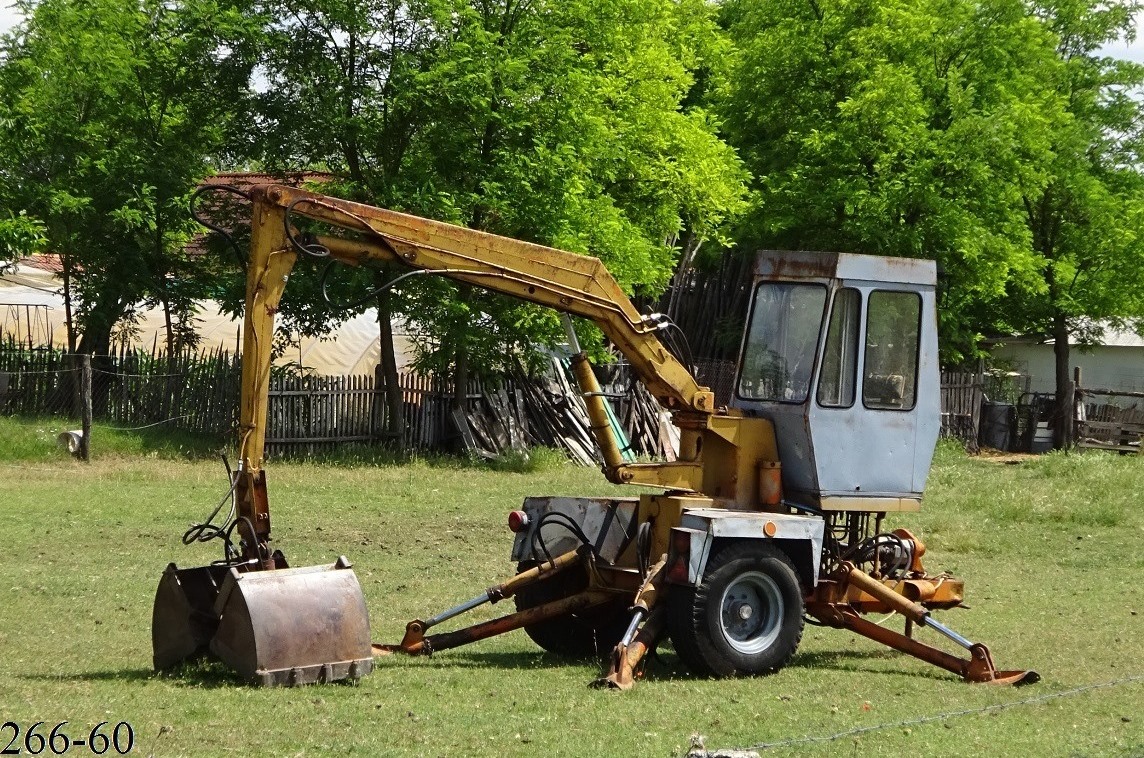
[[257, 185, 713, 409], [233, 185, 776, 559]]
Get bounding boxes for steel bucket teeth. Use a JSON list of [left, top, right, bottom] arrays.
[[152, 563, 231, 671], [209, 556, 374, 686]]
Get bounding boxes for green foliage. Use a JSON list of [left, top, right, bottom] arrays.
[[0, 210, 45, 262], [720, 0, 1144, 368], [721, 0, 1054, 361], [249, 0, 748, 377], [0, 0, 259, 353], [998, 0, 1144, 339]]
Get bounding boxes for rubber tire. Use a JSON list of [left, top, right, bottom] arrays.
[[668, 542, 804, 677], [513, 561, 629, 658]]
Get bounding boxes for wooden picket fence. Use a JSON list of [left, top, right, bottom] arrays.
[[266, 373, 377, 456], [940, 371, 983, 453], [0, 340, 243, 435], [0, 342, 671, 461], [0, 345, 82, 417]]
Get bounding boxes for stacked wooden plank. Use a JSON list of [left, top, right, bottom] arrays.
[[503, 358, 602, 465], [452, 358, 673, 465]]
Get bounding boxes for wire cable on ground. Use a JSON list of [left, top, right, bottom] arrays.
[[91, 415, 192, 432], [90, 367, 187, 379], [697, 674, 1144, 755]]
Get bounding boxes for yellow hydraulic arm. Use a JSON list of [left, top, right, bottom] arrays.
[[231, 184, 746, 557], [258, 185, 714, 412]]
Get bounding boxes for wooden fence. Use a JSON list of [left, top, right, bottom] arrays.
[[266, 373, 379, 456], [2, 341, 1008, 460], [0, 341, 243, 433], [940, 371, 983, 453], [0, 346, 81, 417], [0, 343, 671, 462]]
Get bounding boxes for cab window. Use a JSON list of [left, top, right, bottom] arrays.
[[862, 290, 921, 410], [817, 288, 861, 408], [738, 283, 826, 403]]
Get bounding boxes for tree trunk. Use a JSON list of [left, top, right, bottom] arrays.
[[62, 256, 76, 354], [161, 289, 175, 357], [451, 284, 472, 453], [374, 269, 404, 451], [76, 310, 115, 357], [1051, 309, 1072, 450], [76, 294, 128, 416]]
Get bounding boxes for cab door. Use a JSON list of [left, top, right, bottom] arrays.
[[807, 284, 930, 500]]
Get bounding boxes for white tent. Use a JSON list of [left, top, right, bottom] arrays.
[[0, 258, 417, 375]]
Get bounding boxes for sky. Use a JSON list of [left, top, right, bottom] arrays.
[[1104, 17, 1144, 62], [0, 4, 17, 34], [0, 4, 1141, 62]]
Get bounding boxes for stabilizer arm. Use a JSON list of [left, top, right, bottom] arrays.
[[808, 563, 1039, 685]]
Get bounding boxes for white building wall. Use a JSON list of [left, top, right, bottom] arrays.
[[991, 344, 1144, 394]]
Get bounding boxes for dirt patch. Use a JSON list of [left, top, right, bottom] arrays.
[[975, 448, 1040, 464]]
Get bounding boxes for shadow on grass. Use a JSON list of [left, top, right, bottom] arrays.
[[396, 647, 700, 681], [21, 648, 960, 690], [98, 424, 228, 460], [19, 660, 356, 690], [408, 647, 963, 684], [21, 668, 158, 684], [385, 649, 593, 671], [786, 649, 960, 683]]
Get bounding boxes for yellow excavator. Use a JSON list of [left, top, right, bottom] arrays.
[[152, 184, 1037, 689]]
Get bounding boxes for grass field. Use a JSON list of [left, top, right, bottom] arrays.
[[0, 416, 1141, 757]]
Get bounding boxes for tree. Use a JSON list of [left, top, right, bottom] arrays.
[[0, 0, 258, 355], [1003, 0, 1144, 447], [721, 0, 1144, 450], [720, 0, 1067, 363], [247, 0, 747, 445], [250, 0, 747, 367]]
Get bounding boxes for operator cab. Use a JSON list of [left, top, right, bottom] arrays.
[[732, 251, 940, 512]]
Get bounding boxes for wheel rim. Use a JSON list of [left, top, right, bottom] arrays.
[[718, 570, 784, 655]]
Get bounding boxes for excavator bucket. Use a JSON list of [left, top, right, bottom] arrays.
[[152, 563, 231, 670], [152, 557, 373, 686], [209, 557, 374, 686]]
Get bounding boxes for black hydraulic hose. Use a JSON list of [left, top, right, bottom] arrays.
[[189, 185, 252, 271]]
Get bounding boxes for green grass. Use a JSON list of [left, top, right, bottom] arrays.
[[0, 416, 225, 461], [0, 429, 1141, 756]]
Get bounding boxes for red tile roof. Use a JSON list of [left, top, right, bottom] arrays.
[[14, 253, 65, 274]]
